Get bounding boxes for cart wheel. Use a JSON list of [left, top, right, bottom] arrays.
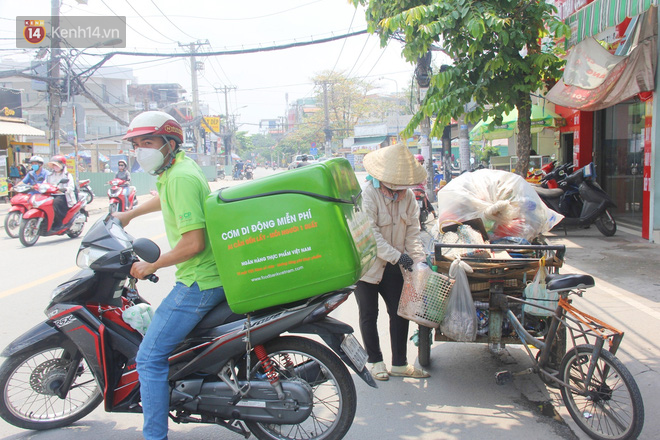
[[418, 325, 432, 367]]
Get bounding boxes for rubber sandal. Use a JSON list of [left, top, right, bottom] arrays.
[[369, 362, 389, 381], [389, 364, 430, 378]]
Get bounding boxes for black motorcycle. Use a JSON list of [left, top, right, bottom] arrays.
[[0, 215, 375, 439], [533, 163, 617, 236]]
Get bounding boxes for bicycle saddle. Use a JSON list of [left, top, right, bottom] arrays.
[[546, 274, 595, 292]]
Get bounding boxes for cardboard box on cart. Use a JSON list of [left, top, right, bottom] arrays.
[[205, 158, 377, 314]]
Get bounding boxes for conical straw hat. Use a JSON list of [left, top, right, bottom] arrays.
[[363, 143, 427, 185]]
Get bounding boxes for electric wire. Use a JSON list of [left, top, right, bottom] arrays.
[[99, 0, 172, 45], [122, 0, 178, 44], [149, 0, 198, 40]]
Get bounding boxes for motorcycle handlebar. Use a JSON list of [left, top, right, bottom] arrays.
[[146, 274, 159, 283]]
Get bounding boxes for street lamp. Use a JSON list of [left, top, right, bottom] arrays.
[[379, 77, 400, 141]]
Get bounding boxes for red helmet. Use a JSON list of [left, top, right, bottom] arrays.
[[123, 111, 184, 144], [49, 155, 67, 170], [415, 154, 425, 164]]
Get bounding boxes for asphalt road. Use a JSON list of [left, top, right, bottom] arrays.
[[0, 166, 657, 440]]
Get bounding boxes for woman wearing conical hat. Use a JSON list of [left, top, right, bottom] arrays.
[[356, 143, 430, 381]]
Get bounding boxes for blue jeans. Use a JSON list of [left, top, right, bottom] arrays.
[[137, 282, 225, 440]]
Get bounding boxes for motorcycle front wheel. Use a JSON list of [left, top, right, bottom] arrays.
[[595, 210, 616, 237], [244, 336, 357, 440], [18, 218, 41, 247], [109, 202, 119, 214], [4, 211, 22, 238], [0, 341, 103, 430]]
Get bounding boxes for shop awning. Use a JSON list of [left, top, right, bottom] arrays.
[[470, 105, 564, 141], [0, 118, 45, 137], [350, 136, 387, 153], [547, 6, 657, 112]]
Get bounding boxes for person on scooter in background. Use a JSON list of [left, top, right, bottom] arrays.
[[115, 159, 132, 202], [21, 156, 49, 188], [46, 155, 77, 229], [414, 154, 437, 219], [357, 143, 430, 381], [112, 111, 224, 440]]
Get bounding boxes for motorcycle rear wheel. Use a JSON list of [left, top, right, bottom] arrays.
[[19, 218, 41, 247], [4, 211, 22, 238], [0, 341, 103, 430], [595, 210, 616, 237], [244, 336, 357, 440]]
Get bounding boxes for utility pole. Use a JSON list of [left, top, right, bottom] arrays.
[[215, 85, 236, 168], [415, 51, 434, 200], [48, 0, 61, 156], [321, 81, 332, 158], [179, 40, 209, 154]]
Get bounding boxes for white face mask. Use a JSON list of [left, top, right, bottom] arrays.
[[137, 147, 165, 174]]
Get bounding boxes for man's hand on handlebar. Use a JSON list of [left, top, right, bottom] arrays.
[[130, 260, 157, 281]]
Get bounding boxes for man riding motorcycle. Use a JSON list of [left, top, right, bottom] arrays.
[[113, 111, 225, 440], [21, 156, 49, 189]]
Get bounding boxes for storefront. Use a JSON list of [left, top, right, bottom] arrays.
[[548, 1, 658, 240]]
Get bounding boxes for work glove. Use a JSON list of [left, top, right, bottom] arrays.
[[398, 253, 414, 272]]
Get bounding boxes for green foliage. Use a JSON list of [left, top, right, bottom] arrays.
[[354, 0, 569, 175]]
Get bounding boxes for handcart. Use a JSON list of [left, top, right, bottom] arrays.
[[416, 242, 566, 367]]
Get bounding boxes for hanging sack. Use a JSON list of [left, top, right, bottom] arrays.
[[439, 258, 478, 342], [523, 258, 557, 316]]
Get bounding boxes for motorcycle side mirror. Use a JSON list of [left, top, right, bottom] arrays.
[[133, 238, 161, 263]]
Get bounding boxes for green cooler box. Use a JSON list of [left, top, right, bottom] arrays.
[[205, 158, 377, 313]]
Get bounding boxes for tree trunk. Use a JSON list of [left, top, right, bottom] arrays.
[[515, 95, 532, 177]]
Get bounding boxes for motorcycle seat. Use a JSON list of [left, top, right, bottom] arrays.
[[196, 301, 244, 329], [533, 186, 565, 198], [546, 273, 595, 292]]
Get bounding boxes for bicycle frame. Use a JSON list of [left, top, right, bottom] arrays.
[[497, 290, 625, 392]]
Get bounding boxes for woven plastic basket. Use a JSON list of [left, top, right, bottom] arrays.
[[398, 266, 455, 328]]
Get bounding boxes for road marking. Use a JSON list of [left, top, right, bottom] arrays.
[[0, 232, 167, 299]]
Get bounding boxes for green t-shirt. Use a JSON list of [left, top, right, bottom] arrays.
[[156, 151, 222, 290]]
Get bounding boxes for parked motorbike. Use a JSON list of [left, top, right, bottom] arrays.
[[4, 183, 32, 238], [0, 215, 374, 439], [18, 182, 88, 247], [533, 163, 617, 236], [217, 167, 226, 180], [412, 187, 436, 229], [78, 179, 95, 204], [107, 178, 138, 213], [244, 165, 254, 180]]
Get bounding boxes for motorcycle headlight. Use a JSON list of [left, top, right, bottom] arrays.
[[51, 278, 82, 300], [76, 246, 107, 269]]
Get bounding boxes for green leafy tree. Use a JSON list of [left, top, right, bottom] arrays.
[[354, 0, 569, 176]]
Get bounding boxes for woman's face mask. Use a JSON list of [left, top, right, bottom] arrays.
[[31, 164, 40, 171]]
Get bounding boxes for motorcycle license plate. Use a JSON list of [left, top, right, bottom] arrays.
[[341, 334, 368, 371]]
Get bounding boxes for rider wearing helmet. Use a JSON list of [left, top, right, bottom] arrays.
[[113, 111, 224, 440], [21, 155, 49, 186], [415, 154, 425, 165], [115, 159, 132, 201], [46, 155, 77, 229]]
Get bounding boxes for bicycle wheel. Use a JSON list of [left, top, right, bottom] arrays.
[[559, 344, 644, 440]]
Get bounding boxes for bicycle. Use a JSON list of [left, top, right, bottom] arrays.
[[494, 273, 644, 440], [428, 243, 644, 440]]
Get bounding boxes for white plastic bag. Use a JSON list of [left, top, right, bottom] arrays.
[[435, 169, 564, 241], [440, 258, 478, 342], [523, 259, 558, 316], [122, 303, 154, 335]]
